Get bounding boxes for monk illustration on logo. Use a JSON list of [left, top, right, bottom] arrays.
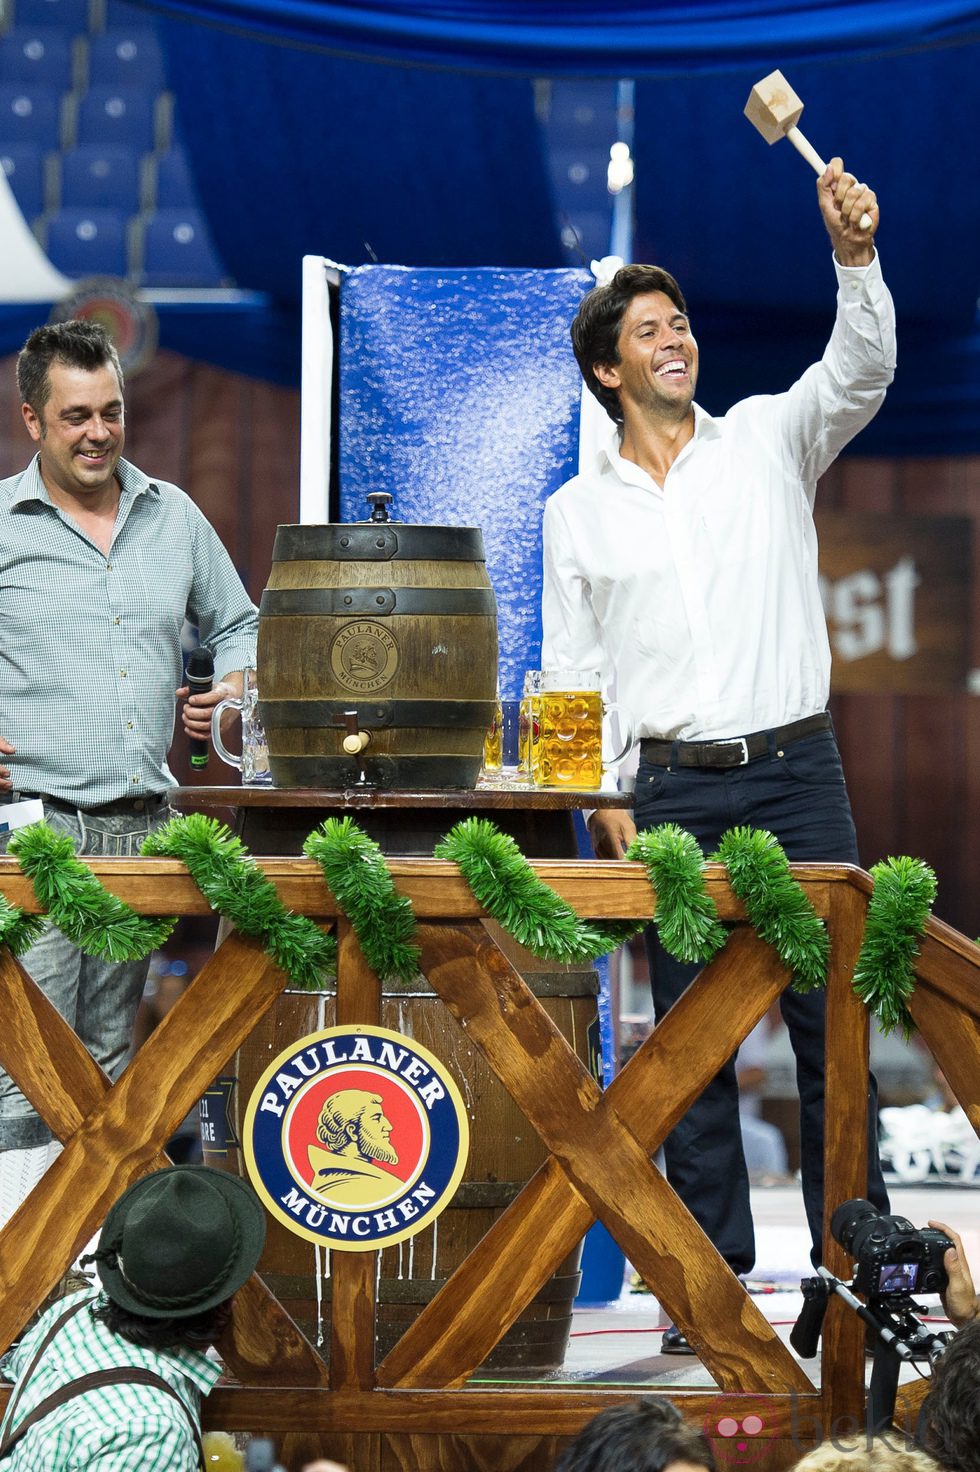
[[308, 1088, 401, 1206], [345, 639, 383, 677]]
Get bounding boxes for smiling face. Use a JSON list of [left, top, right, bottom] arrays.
[[594, 289, 698, 426], [22, 358, 125, 508]]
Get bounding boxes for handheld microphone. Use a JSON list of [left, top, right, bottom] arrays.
[[185, 646, 215, 770]]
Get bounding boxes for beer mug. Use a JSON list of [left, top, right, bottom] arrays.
[[482, 693, 504, 774], [535, 668, 633, 791], [210, 669, 272, 785], [519, 670, 541, 783], [481, 699, 528, 787]]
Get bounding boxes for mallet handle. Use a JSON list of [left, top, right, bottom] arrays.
[[786, 126, 872, 231]]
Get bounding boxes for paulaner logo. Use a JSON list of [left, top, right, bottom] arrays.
[[243, 1025, 469, 1251]]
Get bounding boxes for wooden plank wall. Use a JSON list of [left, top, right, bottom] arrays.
[[1, 350, 976, 934], [820, 456, 980, 940]]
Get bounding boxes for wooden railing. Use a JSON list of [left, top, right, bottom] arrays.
[[0, 855, 975, 1471]]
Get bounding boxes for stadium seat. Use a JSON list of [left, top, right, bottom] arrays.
[[43, 202, 129, 275], [0, 27, 75, 90], [139, 206, 226, 286], [0, 81, 63, 146], [151, 144, 198, 209], [73, 83, 156, 150], [59, 140, 139, 210], [88, 28, 165, 90], [11, 0, 91, 32], [0, 139, 46, 218]]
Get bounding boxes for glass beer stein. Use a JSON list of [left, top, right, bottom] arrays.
[[210, 669, 272, 785], [535, 668, 633, 791], [519, 670, 541, 783], [482, 692, 504, 775]]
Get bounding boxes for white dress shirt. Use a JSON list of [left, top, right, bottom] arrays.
[[541, 251, 896, 748]]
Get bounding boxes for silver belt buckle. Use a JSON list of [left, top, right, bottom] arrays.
[[719, 737, 750, 766]]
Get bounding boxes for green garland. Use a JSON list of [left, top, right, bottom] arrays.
[[0, 890, 49, 957], [851, 855, 937, 1038], [304, 817, 421, 987], [0, 815, 945, 1036], [9, 822, 176, 960], [434, 817, 642, 963], [625, 824, 727, 964], [712, 826, 829, 992], [143, 814, 334, 991]]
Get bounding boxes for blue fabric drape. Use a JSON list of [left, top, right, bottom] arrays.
[[139, 1, 980, 75], [338, 266, 589, 694], [633, 44, 980, 327]]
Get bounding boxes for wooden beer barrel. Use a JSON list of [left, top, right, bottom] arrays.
[[201, 927, 598, 1375], [257, 521, 498, 789]]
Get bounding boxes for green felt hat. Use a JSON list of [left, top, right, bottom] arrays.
[[93, 1166, 266, 1319]]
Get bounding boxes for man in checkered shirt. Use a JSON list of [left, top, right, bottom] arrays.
[[0, 1166, 265, 1469], [0, 320, 258, 1233]]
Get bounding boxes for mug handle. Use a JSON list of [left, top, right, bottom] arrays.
[[210, 696, 245, 770], [602, 701, 634, 768]]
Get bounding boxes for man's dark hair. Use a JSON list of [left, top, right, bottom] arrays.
[[92, 1293, 231, 1353], [922, 1318, 980, 1472], [16, 320, 124, 415], [555, 1397, 716, 1472], [570, 264, 688, 426]]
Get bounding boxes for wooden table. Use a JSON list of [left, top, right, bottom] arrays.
[[173, 783, 632, 858]]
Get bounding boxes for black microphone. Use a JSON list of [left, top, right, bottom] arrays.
[[185, 646, 214, 770]]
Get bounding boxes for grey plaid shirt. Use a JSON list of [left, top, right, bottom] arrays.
[[0, 455, 258, 806]]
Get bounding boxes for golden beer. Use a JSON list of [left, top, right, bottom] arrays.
[[483, 697, 503, 772], [535, 689, 604, 790]]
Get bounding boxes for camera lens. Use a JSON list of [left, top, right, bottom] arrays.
[[830, 1198, 880, 1255]]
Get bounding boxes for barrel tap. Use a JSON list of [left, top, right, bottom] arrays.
[[336, 709, 371, 785]]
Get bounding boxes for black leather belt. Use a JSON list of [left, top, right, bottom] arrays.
[[639, 712, 832, 770], [12, 791, 169, 818]]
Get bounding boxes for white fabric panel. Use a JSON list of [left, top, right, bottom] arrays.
[[0, 167, 72, 303]]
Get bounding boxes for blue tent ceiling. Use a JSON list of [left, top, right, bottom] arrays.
[[89, 3, 980, 446], [145, 1, 980, 74]]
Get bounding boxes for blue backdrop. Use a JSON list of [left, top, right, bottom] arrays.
[[338, 265, 589, 697]]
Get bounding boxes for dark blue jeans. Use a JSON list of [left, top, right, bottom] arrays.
[[632, 723, 889, 1276]]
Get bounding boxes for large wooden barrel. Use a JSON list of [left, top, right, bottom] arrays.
[[257, 522, 498, 789], [201, 928, 598, 1375]]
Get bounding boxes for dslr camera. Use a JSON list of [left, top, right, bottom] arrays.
[[831, 1197, 953, 1302]]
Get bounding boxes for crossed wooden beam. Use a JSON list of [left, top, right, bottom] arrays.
[[0, 856, 973, 1448], [0, 933, 327, 1386]]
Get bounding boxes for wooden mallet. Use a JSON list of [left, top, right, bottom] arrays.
[[744, 69, 872, 230]]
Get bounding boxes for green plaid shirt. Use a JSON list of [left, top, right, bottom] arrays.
[[0, 456, 258, 806], [0, 1291, 220, 1469]]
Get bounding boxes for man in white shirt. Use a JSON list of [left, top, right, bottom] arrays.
[[542, 158, 893, 1351]]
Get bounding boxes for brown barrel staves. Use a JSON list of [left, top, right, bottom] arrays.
[[257, 522, 498, 789], [201, 933, 597, 1376]]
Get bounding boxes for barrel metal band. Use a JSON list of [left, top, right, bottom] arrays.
[[259, 587, 496, 617], [267, 754, 481, 789], [271, 524, 487, 563], [261, 699, 496, 730]]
